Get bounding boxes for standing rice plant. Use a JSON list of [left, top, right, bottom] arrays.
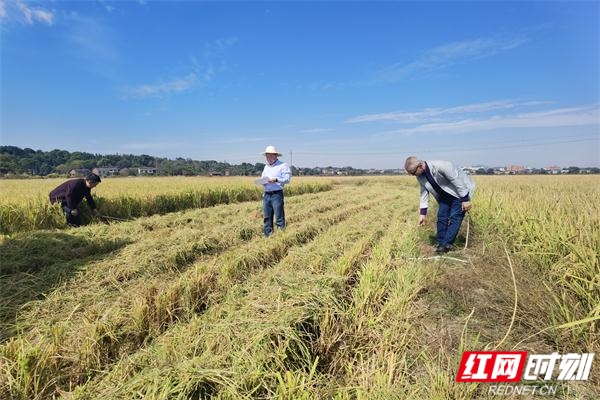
[[471, 175, 599, 350], [0, 177, 334, 234]]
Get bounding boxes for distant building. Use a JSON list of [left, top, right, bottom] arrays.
[[507, 165, 527, 174], [462, 165, 487, 174], [137, 167, 157, 175], [93, 166, 119, 176], [543, 165, 561, 174], [321, 168, 336, 175], [69, 168, 90, 177]]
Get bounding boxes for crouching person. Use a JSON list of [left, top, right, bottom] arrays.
[[49, 172, 102, 226]]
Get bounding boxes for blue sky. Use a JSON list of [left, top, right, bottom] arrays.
[[1, 0, 598, 169]]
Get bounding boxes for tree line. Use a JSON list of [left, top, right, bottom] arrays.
[[0, 146, 375, 177], [0, 146, 269, 177], [7, 146, 590, 178]]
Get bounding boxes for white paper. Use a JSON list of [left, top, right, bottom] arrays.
[[254, 177, 269, 186]]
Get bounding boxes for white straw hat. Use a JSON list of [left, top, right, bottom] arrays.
[[261, 145, 282, 156]]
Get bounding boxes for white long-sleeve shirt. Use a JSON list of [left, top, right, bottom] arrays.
[[261, 159, 292, 192]]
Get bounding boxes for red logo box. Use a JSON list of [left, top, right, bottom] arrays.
[[456, 351, 528, 382]]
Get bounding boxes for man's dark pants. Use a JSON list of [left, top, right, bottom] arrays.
[[436, 196, 464, 247], [61, 202, 81, 226]]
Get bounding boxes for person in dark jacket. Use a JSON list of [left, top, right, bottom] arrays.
[[49, 173, 102, 226]]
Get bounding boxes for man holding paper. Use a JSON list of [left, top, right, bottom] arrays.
[[259, 145, 292, 237]]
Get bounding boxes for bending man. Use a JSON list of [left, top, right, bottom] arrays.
[[405, 156, 475, 253], [49, 172, 102, 226]]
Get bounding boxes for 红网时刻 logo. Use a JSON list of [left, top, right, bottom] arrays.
[[456, 351, 594, 382]]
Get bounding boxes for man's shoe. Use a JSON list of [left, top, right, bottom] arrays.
[[444, 244, 455, 252], [435, 245, 448, 253]]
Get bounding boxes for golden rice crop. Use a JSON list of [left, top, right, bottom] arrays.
[[471, 175, 599, 347], [0, 175, 597, 399], [0, 176, 334, 234]]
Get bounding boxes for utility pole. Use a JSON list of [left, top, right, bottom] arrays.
[[290, 150, 293, 168]]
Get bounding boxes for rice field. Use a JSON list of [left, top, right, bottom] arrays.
[[0, 175, 598, 399], [0, 177, 332, 234]]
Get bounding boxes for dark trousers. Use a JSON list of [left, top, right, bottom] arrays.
[[263, 190, 285, 236], [61, 202, 81, 226], [436, 197, 465, 246]]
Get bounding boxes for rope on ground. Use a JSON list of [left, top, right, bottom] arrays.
[[460, 307, 476, 350], [492, 245, 518, 350], [100, 215, 133, 222], [463, 213, 471, 250], [407, 255, 468, 263]]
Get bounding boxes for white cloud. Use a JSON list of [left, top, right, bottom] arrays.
[[123, 37, 237, 100], [299, 128, 334, 134], [213, 37, 238, 51], [383, 105, 599, 136], [122, 73, 199, 99], [375, 36, 528, 83], [346, 100, 550, 124], [1, 0, 54, 25], [18, 0, 54, 25], [65, 12, 119, 63], [303, 35, 530, 91], [98, 0, 116, 13]]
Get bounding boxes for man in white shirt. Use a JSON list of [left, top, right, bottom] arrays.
[[405, 156, 475, 253], [260, 145, 292, 237]]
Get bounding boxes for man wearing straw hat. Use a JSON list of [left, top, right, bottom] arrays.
[[404, 156, 475, 253], [260, 145, 292, 237]]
